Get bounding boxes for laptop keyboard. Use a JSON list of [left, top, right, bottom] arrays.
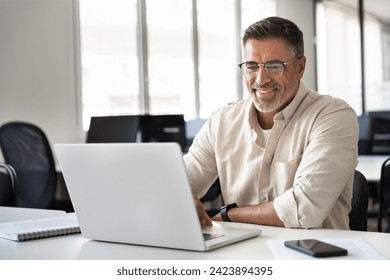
[[203, 233, 224, 241]]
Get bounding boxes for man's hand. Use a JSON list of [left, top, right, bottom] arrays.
[[193, 196, 212, 227]]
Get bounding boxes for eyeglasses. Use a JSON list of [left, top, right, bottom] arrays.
[[238, 58, 298, 80]]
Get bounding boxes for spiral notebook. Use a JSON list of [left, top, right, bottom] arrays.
[[0, 213, 80, 242]]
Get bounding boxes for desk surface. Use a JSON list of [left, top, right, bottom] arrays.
[[1, 207, 390, 260], [357, 155, 389, 182]]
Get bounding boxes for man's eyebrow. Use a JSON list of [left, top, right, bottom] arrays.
[[264, 59, 284, 63], [244, 59, 284, 64]]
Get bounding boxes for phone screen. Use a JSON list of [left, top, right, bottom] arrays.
[[284, 239, 348, 258]]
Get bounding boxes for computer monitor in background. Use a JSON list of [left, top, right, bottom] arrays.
[[368, 111, 390, 155], [86, 115, 140, 143], [139, 114, 186, 152]]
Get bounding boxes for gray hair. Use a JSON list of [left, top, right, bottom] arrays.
[[242, 16, 304, 58]]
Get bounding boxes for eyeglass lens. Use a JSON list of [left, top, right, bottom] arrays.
[[241, 62, 284, 79]]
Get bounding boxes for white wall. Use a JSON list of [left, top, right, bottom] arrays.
[[0, 0, 317, 162], [0, 0, 83, 161]]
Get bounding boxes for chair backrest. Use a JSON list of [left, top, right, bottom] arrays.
[[378, 157, 390, 232], [349, 170, 369, 231], [0, 122, 56, 208], [0, 162, 16, 206], [86, 115, 140, 143]]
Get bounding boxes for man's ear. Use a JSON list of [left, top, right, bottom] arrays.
[[297, 56, 306, 78]]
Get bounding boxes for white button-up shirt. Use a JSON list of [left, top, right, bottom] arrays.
[[183, 81, 358, 229]]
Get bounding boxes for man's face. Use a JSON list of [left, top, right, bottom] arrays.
[[242, 38, 306, 113]]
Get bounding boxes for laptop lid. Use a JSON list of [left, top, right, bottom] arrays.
[[55, 143, 261, 251]]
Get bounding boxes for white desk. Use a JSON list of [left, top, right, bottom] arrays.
[[357, 155, 389, 182], [0, 207, 389, 260]]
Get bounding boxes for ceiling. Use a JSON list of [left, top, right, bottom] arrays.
[[330, 0, 390, 24]]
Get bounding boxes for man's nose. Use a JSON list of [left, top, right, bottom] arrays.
[[255, 66, 271, 84]]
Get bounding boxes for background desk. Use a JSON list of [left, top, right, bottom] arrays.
[[357, 155, 389, 183], [0, 207, 389, 260]]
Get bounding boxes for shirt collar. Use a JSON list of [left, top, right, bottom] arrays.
[[275, 80, 311, 122], [247, 100, 258, 130]]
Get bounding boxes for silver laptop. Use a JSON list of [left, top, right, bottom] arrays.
[[54, 143, 261, 251]]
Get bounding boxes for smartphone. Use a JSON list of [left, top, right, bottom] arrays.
[[284, 239, 348, 258]]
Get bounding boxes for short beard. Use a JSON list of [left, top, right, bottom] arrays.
[[250, 82, 281, 112], [251, 91, 281, 112]]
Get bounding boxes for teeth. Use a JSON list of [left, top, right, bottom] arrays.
[[258, 89, 274, 94]]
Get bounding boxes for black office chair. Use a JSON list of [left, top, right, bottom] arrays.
[[378, 157, 390, 232], [0, 162, 16, 206], [349, 170, 369, 231], [0, 121, 72, 211]]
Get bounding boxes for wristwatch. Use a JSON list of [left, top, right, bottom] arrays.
[[220, 203, 238, 222]]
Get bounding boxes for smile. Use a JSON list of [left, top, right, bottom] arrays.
[[257, 89, 275, 94], [251, 82, 280, 95]]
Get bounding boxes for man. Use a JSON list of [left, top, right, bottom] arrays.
[[183, 16, 358, 229]]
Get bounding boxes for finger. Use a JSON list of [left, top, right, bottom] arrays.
[[193, 196, 212, 227], [201, 211, 212, 227]]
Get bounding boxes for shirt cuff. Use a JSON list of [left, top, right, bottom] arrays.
[[273, 188, 300, 228]]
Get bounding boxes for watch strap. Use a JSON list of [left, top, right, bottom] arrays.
[[220, 203, 237, 222]]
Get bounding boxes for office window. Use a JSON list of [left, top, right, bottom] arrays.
[[316, 1, 389, 115], [197, 0, 236, 116], [364, 15, 388, 112], [146, 0, 195, 116], [316, 2, 362, 114], [79, 0, 139, 130], [79, 0, 276, 129]]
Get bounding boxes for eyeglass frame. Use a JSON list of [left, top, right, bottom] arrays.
[[238, 57, 300, 80]]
